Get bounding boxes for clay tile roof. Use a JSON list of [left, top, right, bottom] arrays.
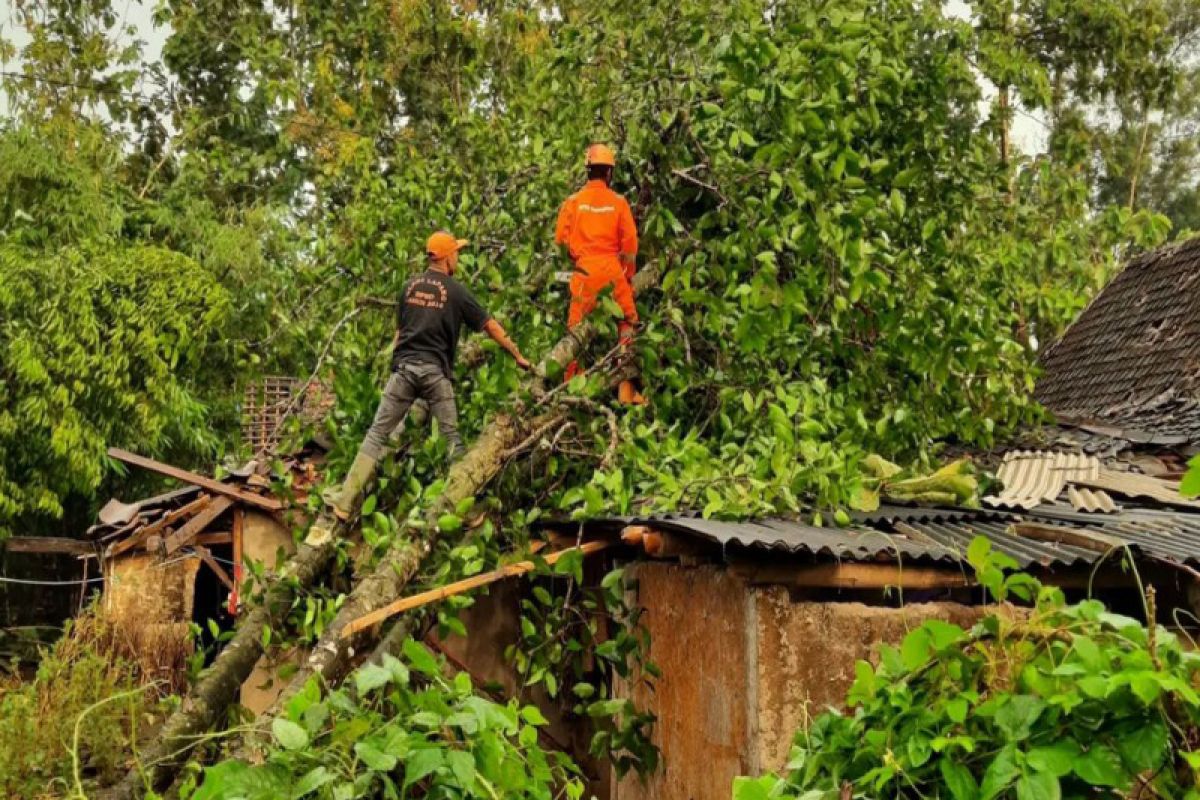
[[1035, 236, 1200, 443]]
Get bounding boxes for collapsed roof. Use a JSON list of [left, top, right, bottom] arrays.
[[1036, 235, 1200, 445]]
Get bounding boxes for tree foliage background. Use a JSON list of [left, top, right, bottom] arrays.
[[0, 0, 1193, 536]]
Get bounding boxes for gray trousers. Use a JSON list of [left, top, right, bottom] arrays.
[[359, 361, 462, 461]]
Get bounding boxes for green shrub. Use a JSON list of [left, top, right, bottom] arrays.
[[187, 638, 585, 800], [0, 616, 156, 797], [737, 538, 1200, 799]]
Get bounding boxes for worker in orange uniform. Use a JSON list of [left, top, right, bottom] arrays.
[[555, 143, 646, 405]]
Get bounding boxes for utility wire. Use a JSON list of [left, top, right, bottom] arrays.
[[0, 550, 218, 587]]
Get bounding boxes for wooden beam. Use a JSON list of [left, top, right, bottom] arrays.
[[228, 508, 244, 616], [107, 447, 282, 512], [1011, 522, 1126, 555], [4, 537, 94, 556], [107, 495, 213, 559], [195, 531, 233, 547], [620, 525, 710, 559], [340, 540, 613, 640], [731, 561, 974, 590], [193, 546, 236, 593], [163, 497, 235, 555]]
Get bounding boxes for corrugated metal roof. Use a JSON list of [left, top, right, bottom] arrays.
[[986, 450, 1100, 509], [1076, 469, 1200, 509], [1066, 486, 1119, 514], [538, 503, 1200, 571], [634, 513, 945, 561]]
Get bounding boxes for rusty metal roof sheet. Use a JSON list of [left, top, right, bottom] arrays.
[[1035, 236, 1200, 443], [986, 450, 1100, 509]]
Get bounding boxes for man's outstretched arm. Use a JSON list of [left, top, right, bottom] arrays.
[[483, 319, 532, 370]]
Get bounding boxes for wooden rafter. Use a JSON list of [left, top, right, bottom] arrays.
[[107, 448, 282, 512]]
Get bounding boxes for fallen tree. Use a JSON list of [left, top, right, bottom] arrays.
[[236, 265, 658, 759], [110, 266, 657, 797]]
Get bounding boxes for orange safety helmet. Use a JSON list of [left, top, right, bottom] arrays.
[[585, 143, 616, 167], [426, 230, 469, 260]]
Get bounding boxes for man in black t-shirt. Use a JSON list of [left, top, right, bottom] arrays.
[[323, 231, 531, 520]]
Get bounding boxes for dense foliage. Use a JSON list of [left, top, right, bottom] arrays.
[[5, 0, 1200, 796], [185, 639, 585, 800], [738, 539, 1200, 799]]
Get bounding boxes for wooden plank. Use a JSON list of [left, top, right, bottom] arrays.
[[193, 546, 236, 593], [228, 508, 244, 616], [107, 495, 213, 559], [196, 531, 233, 547], [340, 540, 612, 640], [1011, 522, 1126, 555], [4, 537, 94, 556], [731, 561, 974, 590], [163, 497, 235, 555], [106, 447, 282, 512]]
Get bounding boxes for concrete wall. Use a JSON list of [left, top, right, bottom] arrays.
[[614, 562, 989, 800]]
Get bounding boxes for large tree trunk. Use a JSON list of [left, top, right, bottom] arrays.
[[114, 266, 657, 796]]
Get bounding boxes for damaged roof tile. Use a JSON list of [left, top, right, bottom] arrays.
[[1036, 236, 1200, 443]]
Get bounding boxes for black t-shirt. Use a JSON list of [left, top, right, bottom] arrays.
[[391, 270, 491, 378]]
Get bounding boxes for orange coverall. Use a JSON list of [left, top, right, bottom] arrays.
[[555, 180, 639, 362]]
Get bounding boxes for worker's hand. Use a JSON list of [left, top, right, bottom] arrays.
[[515, 355, 533, 372]]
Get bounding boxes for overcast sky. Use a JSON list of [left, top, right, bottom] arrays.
[[0, 0, 1047, 152]]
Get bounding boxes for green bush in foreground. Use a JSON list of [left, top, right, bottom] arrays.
[[737, 538, 1200, 799], [0, 615, 157, 798], [185, 638, 584, 800]]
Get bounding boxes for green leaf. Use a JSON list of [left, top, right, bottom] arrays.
[[292, 766, 335, 798], [271, 718, 309, 751], [941, 758, 979, 800], [437, 513, 462, 534], [446, 750, 476, 789], [1180, 455, 1200, 498], [522, 705, 550, 726], [1074, 744, 1127, 787], [403, 747, 445, 787], [1016, 768, 1060, 800], [981, 746, 1019, 800], [994, 695, 1045, 740], [732, 776, 779, 800], [402, 638, 442, 677], [1027, 740, 1081, 777], [900, 627, 932, 670], [355, 741, 398, 772], [1116, 721, 1168, 772], [354, 663, 393, 696], [193, 761, 291, 800]]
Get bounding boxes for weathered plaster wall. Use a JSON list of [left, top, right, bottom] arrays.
[[240, 510, 303, 715], [750, 591, 988, 772], [613, 562, 988, 800], [613, 563, 752, 800]]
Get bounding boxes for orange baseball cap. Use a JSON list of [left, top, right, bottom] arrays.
[[585, 143, 616, 167], [426, 230, 468, 259]]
